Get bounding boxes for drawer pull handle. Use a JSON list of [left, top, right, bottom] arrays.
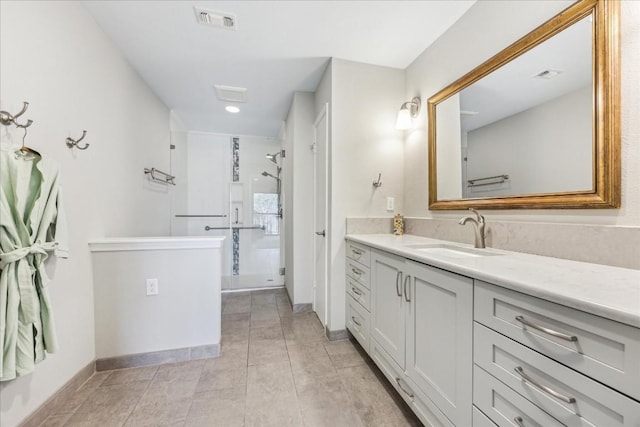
[[514, 366, 576, 404], [351, 248, 363, 256], [515, 316, 578, 342], [351, 268, 362, 277], [351, 316, 362, 327], [395, 377, 414, 398], [351, 287, 363, 296], [403, 275, 411, 302], [395, 271, 403, 297], [514, 416, 525, 427]]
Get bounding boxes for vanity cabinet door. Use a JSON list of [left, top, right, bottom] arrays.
[[370, 249, 406, 370], [405, 260, 473, 427]]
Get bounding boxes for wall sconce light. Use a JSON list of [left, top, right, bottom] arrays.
[[395, 96, 421, 130]]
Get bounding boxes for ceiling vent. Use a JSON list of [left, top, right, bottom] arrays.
[[194, 7, 237, 30], [532, 69, 563, 80], [214, 85, 248, 103]]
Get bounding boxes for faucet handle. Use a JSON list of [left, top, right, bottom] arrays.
[[469, 208, 484, 223]]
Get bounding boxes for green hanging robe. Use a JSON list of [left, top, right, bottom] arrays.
[[0, 144, 68, 381]]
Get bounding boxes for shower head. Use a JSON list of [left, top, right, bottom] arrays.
[[265, 150, 284, 164], [265, 153, 278, 164]]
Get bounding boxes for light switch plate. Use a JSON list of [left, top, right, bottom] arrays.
[[146, 278, 159, 296]]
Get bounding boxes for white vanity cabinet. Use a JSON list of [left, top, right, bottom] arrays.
[[366, 247, 474, 427], [473, 281, 640, 427], [344, 237, 640, 427]]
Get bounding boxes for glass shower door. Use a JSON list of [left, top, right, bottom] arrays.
[[170, 131, 283, 290]]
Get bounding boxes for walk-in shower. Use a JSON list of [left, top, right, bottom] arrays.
[[169, 131, 283, 290]]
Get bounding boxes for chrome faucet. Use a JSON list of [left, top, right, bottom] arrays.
[[459, 208, 486, 248]]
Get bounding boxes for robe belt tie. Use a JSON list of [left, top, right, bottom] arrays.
[[0, 241, 57, 323], [0, 241, 58, 269]]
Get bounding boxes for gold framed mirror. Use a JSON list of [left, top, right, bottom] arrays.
[[428, 0, 620, 210]]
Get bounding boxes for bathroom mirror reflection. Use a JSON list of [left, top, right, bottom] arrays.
[[428, 0, 620, 210]]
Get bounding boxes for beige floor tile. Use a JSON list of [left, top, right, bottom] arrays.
[[154, 360, 205, 383], [295, 374, 364, 427], [323, 339, 367, 369], [39, 413, 72, 427], [73, 381, 149, 416], [51, 371, 112, 415], [222, 299, 252, 315], [338, 365, 421, 426], [251, 292, 277, 306], [102, 366, 158, 386], [141, 378, 199, 403], [248, 338, 289, 366], [195, 366, 247, 393], [249, 323, 284, 341], [124, 399, 192, 426], [186, 386, 245, 426], [245, 361, 303, 427], [281, 314, 328, 345], [64, 410, 131, 427]]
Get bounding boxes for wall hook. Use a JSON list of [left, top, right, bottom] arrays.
[[0, 101, 33, 128], [66, 130, 89, 150], [373, 173, 383, 188]]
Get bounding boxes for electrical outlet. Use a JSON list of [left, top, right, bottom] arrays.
[[146, 278, 159, 296], [386, 197, 395, 211]]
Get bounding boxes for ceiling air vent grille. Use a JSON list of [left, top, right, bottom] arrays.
[[194, 7, 237, 30]]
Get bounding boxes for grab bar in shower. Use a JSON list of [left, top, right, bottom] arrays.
[[144, 167, 176, 185], [175, 214, 228, 218], [204, 225, 265, 231]]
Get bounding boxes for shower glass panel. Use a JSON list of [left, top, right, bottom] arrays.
[[170, 131, 283, 290]]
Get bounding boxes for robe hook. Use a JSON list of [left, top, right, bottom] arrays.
[[0, 101, 33, 128], [373, 173, 383, 188], [66, 130, 89, 150]]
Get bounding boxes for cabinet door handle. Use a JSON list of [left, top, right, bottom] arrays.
[[351, 267, 362, 277], [515, 316, 578, 342], [514, 416, 525, 427], [351, 248, 363, 256], [395, 377, 414, 398], [351, 316, 362, 327], [351, 286, 363, 296], [395, 271, 402, 297], [403, 275, 411, 302], [514, 366, 576, 403]]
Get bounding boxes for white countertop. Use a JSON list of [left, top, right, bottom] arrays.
[[345, 234, 640, 328], [89, 236, 226, 252]]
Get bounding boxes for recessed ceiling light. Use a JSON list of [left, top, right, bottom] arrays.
[[226, 106, 240, 113]]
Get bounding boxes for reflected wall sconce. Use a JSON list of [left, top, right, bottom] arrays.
[[395, 96, 421, 130]]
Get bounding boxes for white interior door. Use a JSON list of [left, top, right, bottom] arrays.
[[313, 104, 328, 326]]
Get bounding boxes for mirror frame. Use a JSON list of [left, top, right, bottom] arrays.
[[428, 0, 620, 210]]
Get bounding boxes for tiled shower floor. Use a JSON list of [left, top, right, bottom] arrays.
[[38, 288, 422, 426]]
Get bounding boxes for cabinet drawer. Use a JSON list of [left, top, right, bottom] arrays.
[[346, 275, 370, 312], [370, 340, 453, 427], [475, 323, 640, 427], [475, 280, 640, 400], [347, 294, 369, 351], [472, 406, 497, 427], [474, 366, 563, 427], [346, 241, 370, 267], [346, 260, 370, 289]]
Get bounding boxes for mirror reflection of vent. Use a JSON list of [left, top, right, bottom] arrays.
[[194, 7, 237, 30], [532, 69, 563, 79]]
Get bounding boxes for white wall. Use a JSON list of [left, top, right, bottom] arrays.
[[465, 86, 592, 197], [0, 2, 171, 426], [327, 58, 405, 332], [283, 93, 316, 305], [404, 0, 640, 227], [91, 243, 222, 359]]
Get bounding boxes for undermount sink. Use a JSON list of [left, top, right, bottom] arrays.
[[403, 243, 504, 259]]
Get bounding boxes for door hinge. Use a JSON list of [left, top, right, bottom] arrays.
[[279, 267, 286, 276], [280, 149, 286, 158]]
